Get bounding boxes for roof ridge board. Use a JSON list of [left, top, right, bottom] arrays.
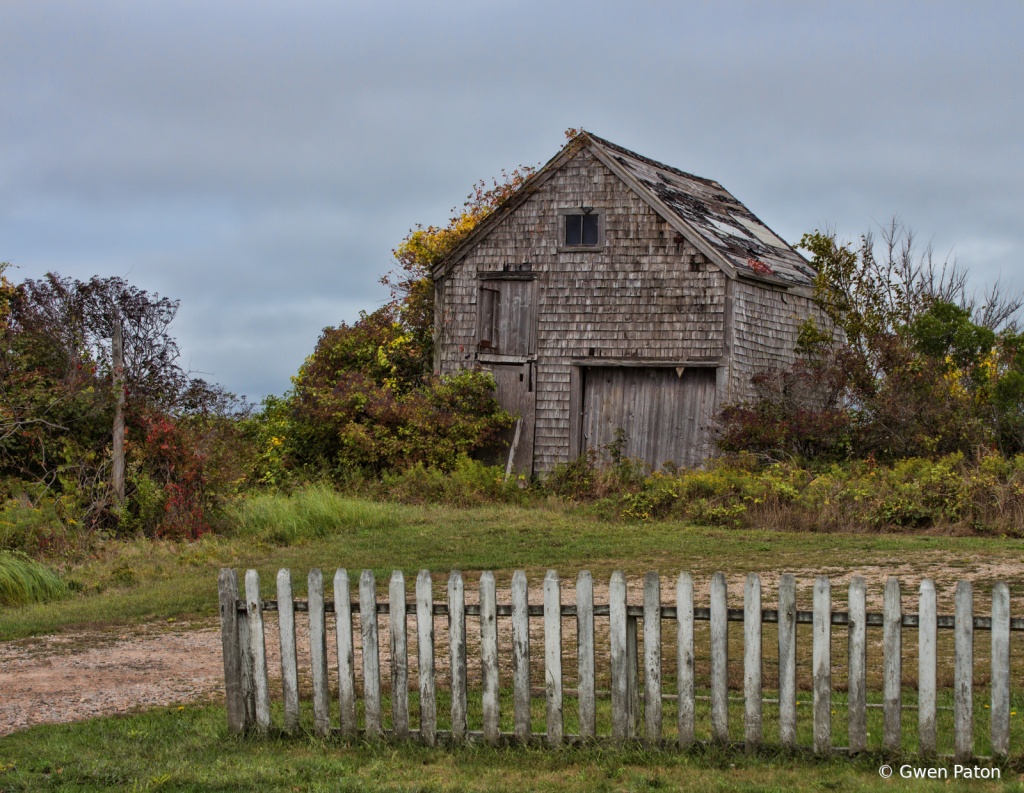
[[582, 132, 724, 190]]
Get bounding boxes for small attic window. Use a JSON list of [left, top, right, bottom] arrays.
[[565, 213, 598, 246]]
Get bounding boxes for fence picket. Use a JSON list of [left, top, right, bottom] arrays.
[[449, 571, 468, 743], [334, 569, 357, 737], [991, 581, 1010, 758], [918, 579, 937, 757], [744, 573, 761, 752], [643, 572, 662, 745], [218, 569, 246, 734], [626, 615, 639, 736], [577, 571, 596, 740], [778, 574, 796, 748], [847, 577, 866, 754], [610, 570, 629, 745], [237, 575, 254, 729], [308, 569, 330, 736], [480, 571, 499, 745], [677, 572, 695, 748], [883, 577, 902, 751], [244, 569, 271, 732], [954, 580, 973, 763], [276, 569, 299, 733], [416, 570, 436, 746], [390, 571, 409, 739], [812, 576, 831, 754], [710, 572, 728, 743], [511, 570, 531, 743], [544, 570, 563, 747], [360, 569, 382, 737]]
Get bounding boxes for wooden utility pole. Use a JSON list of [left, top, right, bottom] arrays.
[[112, 320, 125, 506]]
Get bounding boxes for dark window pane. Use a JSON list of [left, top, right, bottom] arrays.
[[582, 213, 599, 245], [565, 214, 582, 245]]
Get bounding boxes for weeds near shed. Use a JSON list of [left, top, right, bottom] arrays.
[[225, 483, 400, 545]]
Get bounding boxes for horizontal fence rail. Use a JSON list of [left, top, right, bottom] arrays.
[[218, 568, 1014, 762], [237, 599, 1024, 631]]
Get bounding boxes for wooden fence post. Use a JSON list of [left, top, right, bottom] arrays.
[[244, 569, 271, 732], [812, 576, 831, 754], [710, 572, 728, 743], [276, 569, 299, 734], [643, 572, 662, 745], [677, 572, 695, 748], [309, 568, 330, 736], [360, 569, 382, 737], [744, 573, 762, 752], [918, 578, 937, 757], [847, 576, 866, 754], [778, 574, 797, 748], [390, 570, 409, 739], [218, 569, 246, 733], [991, 581, 1010, 758], [480, 571, 499, 745], [577, 571, 596, 740], [544, 570, 563, 747], [449, 571, 467, 743], [334, 569, 357, 737], [610, 570, 629, 745], [954, 580, 973, 763], [416, 570, 436, 746], [883, 577, 902, 751]]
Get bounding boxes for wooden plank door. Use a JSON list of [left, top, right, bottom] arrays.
[[581, 367, 716, 470], [491, 363, 536, 477]]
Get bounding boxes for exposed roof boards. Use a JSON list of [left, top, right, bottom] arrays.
[[586, 134, 815, 286]]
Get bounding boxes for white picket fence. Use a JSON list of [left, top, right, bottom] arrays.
[[217, 568, 1017, 760]]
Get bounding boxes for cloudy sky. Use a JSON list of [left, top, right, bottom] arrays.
[[3, 1, 1022, 401]]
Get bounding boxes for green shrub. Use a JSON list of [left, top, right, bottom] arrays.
[[0, 551, 67, 606]]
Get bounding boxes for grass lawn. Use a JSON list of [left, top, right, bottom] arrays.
[[3, 496, 1024, 790], [1, 702, 1021, 792], [3, 497, 1023, 640]]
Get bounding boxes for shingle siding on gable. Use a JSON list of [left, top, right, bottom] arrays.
[[436, 148, 731, 473]]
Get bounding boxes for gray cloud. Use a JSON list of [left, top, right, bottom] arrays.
[[2, 0, 1022, 399]]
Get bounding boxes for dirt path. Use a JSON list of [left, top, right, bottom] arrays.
[[0, 622, 225, 736]]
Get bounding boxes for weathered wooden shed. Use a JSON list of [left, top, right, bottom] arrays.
[[431, 133, 825, 476]]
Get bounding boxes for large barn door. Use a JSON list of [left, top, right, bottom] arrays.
[[490, 363, 536, 477], [581, 367, 717, 470]]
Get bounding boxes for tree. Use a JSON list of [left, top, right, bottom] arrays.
[[1, 271, 249, 535]]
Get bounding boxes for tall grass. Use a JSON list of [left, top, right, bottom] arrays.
[[226, 483, 400, 545], [0, 551, 67, 607]]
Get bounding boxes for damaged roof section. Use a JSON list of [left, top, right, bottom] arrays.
[[587, 133, 817, 286]]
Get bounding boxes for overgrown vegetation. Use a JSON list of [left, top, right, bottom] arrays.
[[717, 220, 1024, 463]]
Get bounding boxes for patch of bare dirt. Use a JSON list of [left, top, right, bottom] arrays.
[[0, 622, 224, 736]]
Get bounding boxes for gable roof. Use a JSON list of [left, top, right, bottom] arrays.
[[436, 132, 817, 288]]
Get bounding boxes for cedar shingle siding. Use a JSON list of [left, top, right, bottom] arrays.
[[432, 134, 826, 475]]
